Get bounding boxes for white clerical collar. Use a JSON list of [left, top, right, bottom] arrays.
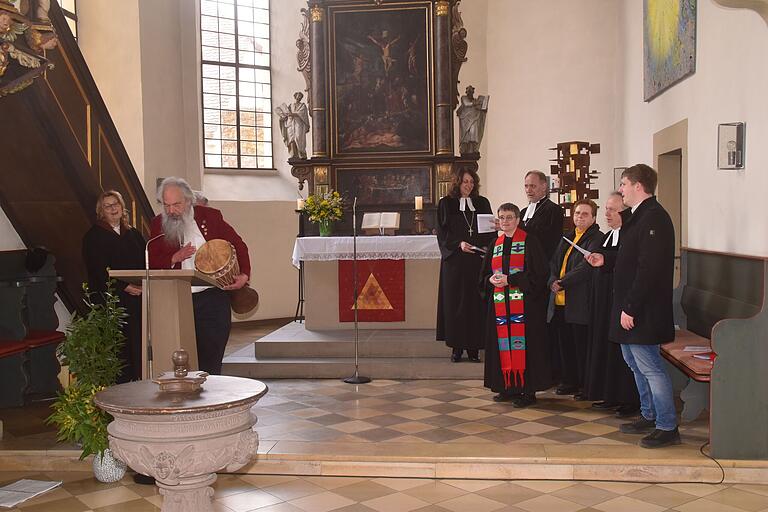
[[603, 227, 620, 247], [112, 224, 120, 235], [523, 197, 543, 222], [459, 197, 475, 212]]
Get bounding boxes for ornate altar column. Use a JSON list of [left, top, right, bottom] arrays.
[[95, 376, 268, 512], [309, 4, 328, 157], [433, 0, 452, 156]]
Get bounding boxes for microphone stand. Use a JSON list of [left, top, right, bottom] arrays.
[[344, 197, 371, 384], [144, 233, 165, 379]]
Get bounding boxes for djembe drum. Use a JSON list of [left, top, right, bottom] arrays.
[[195, 239, 259, 314]]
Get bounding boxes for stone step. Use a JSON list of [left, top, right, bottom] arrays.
[[222, 357, 485, 379], [254, 339, 454, 358]]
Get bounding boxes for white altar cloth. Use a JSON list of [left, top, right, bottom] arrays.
[[292, 235, 440, 268]]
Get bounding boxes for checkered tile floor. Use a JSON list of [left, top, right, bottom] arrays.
[[5, 471, 768, 512], [253, 379, 708, 448]]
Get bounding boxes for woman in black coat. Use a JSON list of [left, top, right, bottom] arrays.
[[82, 190, 146, 383], [436, 168, 495, 362]]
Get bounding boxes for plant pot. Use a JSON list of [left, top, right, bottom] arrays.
[[93, 448, 127, 483], [318, 219, 333, 237]]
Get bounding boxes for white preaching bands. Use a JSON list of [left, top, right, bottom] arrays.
[[603, 228, 620, 247], [522, 199, 540, 222], [458, 197, 476, 212]]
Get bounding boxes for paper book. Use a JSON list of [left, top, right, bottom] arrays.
[[477, 214, 497, 234], [479, 94, 490, 110], [274, 103, 289, 117], [683, 346, 711, 352], [361, 212, 400, 234]]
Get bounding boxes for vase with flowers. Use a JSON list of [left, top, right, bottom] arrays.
[[301, 190, 344, 236]]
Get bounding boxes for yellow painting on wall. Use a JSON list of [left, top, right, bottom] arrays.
[[644, 0, 697, 101]]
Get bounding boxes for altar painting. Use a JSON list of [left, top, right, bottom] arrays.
[[336, 167, 432, 207]]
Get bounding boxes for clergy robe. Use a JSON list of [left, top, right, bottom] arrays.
[[436, 195, 495, 350], [82, 222, 146, 382], [480, 230, 552, 393], [582, 229, 640, 404]]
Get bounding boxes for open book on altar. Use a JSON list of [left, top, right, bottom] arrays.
[[361, 212, 400, 235]]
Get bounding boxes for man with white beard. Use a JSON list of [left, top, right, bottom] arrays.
[[148, 177, 250, 374]]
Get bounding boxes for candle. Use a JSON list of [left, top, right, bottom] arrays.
[[297, 198, 305, 210], [414, 196, 423, 210]]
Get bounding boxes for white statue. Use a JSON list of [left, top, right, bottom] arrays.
[[457, 85, 489, 155], [277, 91, 310, 160]]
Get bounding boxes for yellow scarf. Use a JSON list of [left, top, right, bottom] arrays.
[[555, 228, 584, 305]]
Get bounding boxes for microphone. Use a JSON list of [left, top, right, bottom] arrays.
[[144, 233, 165, 379]]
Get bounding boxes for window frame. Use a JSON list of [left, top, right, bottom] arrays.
[[199, 0, 275, 172]]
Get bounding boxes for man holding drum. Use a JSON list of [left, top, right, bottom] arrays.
[[149, 177, 250, 375]]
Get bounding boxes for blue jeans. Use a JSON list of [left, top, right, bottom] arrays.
[[620, 344, 677, 431]]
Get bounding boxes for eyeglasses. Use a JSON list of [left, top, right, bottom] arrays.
[[498, 215, 518, 221], [103, 202, 122, 210]]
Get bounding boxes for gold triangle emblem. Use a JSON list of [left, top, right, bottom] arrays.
[[353, 273, 394, 310]]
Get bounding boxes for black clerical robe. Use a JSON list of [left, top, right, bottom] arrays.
[[480, 230, 552, 393], [82, 222, 146, 382], [521, 198, 564, 264], [582, 229, 639, 404], [436, 195, 495, 350]]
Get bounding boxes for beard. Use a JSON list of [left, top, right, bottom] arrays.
[[161, 206, 194, 246]]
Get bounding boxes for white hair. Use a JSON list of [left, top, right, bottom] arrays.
[[158, 177, 195, 245], [157, 177, 195, 205]]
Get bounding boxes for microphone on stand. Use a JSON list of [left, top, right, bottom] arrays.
[[144, 233, 165, 379], [344, 197, 371, 384]]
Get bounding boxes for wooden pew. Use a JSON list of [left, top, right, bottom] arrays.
[[664, 248, 768, 459]]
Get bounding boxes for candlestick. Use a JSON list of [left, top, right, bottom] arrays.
[[414, 196, 423, 210], [297, 198, 305, 210]]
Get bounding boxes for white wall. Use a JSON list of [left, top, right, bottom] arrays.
[[617, 0, 768, 256], [483, 0, 621, 221], [0, 207, 24, 251]]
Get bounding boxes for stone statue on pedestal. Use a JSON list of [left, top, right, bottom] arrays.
[[457, 85, 489, 156], [277, 91, 310, 160]]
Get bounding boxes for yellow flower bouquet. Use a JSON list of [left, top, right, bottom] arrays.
[[301, 190, 344, 236]]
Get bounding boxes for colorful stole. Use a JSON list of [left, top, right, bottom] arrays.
[[491, 229, 527, 389]]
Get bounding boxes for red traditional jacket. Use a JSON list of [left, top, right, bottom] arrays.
[[149, 205, 251, 279]]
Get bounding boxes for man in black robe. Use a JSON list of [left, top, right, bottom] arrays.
[[480, 203, 551, 408], [582, 193, 639, 417], [520, 170, 564, 263]]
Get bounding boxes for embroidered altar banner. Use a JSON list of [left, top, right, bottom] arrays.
[[338, 260, 405, 322]]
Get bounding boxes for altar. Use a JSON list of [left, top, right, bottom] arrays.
[[292, 235, 441, 330]]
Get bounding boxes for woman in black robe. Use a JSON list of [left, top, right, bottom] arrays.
[[480, 202, 552, 407], [436, 168, 495, 362], [82, 190, 146, 383], [583, 194, 639, 416]]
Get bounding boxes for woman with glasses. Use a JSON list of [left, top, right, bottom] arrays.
[[479, 203, 552, 408], [82, 190, 146, 383]]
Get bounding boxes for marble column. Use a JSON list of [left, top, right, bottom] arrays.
[[309, 4, 328, 157], [434, 0, 453, 156]]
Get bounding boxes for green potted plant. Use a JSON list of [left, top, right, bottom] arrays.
[[301, 190, 344, 236], [47, 281, 128, 482]]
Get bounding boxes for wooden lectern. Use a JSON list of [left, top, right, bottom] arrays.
[[109, 269, 218, 379]]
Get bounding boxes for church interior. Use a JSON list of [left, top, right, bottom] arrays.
[[1, 0, 768, 511]]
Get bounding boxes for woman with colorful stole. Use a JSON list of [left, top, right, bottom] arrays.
[[436, 168, 495, 363], [479, 203, 552, 408]]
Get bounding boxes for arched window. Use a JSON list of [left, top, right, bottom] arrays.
[[200, 0, 272, 170]]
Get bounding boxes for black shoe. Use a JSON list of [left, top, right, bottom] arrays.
[[573, 392, 586, 401], [615, 404, 641, 418], [555, 385, 579, 395], [493, 392, 520, 402], [450, 349, 463, 363], [619, 417, 656, 434], [467, 350, 481, 362], [512, 394, 537, 408], [133, 473, 156, 485], [591, 401, 621, 410], [640, 428, 681, 448]]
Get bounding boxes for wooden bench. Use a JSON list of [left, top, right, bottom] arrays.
[[664, 248, 768, 459]]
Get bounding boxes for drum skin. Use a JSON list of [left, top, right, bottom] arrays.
[[195, 239, 259, 314]]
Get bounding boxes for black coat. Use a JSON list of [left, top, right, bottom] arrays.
[[82, 222, 146, 382], [607, 197, 675, 345], [521, 198, 564, 263], [480, 231, 552, 393], [436, 196, 496, 349], [547, 223, 603, 325]]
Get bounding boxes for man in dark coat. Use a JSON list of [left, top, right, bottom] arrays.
[[547, 199, 603, 397], [582, 193, 639, 417], [520, 170, 564, 263], [588, 164, 678, 448], [480, 203, 552, 408]]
